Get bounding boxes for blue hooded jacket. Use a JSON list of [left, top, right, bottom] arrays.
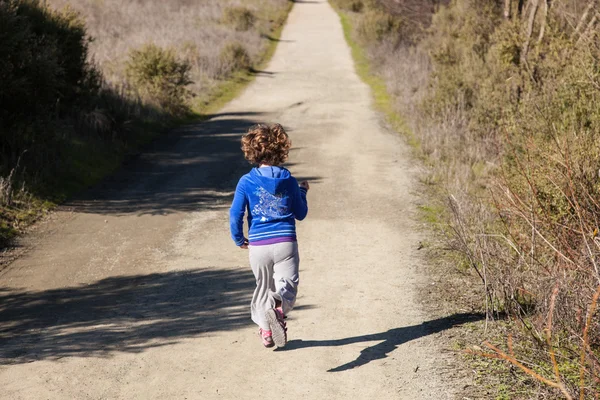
[[229, 166, 308, 246]]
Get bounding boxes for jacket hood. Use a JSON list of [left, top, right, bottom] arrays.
[[249, 166, 292, 194]]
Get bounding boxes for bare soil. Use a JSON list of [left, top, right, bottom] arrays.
[[0, 2, 476, 398]]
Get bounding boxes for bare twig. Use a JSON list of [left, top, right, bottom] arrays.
[[576, 12, 599, 46], [537, 0, 548, 43], [504, 0, 512, 19], [448, 195, 495, 317], [467, 336, 573, 399], [573, 1, 596, 39], [546, 285, 563, 389], [580, 285, 600, 400]]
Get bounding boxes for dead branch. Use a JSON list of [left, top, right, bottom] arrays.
[[504, 186, 576, 266], [546, 285, 562, 389], [448, 194, 495, 318], [538, 0, 549, 43], [573, 0, 596, 39], [576, 11, 599, 46], [505, 0, 512, 19], [521, 0, 540, 63], [562, 140, 600, 282], [580, 285, 600, 400], [467, 336, 574, 399]]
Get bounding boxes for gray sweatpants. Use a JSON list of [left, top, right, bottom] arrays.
[[249, 241, 300, 330]]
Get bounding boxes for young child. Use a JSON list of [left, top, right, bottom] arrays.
[[229, 123, 309, 348]]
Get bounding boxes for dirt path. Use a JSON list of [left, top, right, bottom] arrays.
[[0, 2, 463, 398]]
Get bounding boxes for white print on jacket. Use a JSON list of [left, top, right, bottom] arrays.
[[252, 187, 289, 222]]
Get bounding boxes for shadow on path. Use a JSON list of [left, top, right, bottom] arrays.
[[260, 34, 295, 43], [249, 68, 276, 77], [68, 115, 261, 217], [66, 113, 322, 217], [0, 268, 255, 365], [280, 312, 485, 372]]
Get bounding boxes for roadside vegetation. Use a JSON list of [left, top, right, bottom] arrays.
[[331, 0, 600, 397], [0, 0, 292, 246]]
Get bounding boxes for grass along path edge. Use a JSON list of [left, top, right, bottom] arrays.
[[335, 9, 418, 149], [193, 2, 294, 117]]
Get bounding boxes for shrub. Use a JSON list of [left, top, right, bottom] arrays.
[[421, 0, 500, 116], [341, 0, 365, 12], [349, 1, 364, 12], [333, 0, 379, 12], [0, 0, 99, 172], [221, 6, 256, 32], [356, 9, 401, 43], [126, 43, 192, 116], [219, 42, 252, 77]]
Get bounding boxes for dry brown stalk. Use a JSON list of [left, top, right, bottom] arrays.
[[521, 0, 539, 63], [500, 131, 595, 271], [467, 336, 573, 398], [504, 0, 512, 19], [504, 186, 575, 267], [467, 335, 574, 399], [561, 142, 600, 283], [546, 285, 562, 389], [504, 133, 556, 234], [0, 151, 26, 207], [537, 0, 548, 43], [576, 12, 599, 46], [469, 285, 600, 399], [448, 195, 494, 317], [573, 0, 597, 39], [579, 285, 600, 400]]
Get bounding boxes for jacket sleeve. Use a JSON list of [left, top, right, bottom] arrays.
[[229, 178, 248, 246], [292, 179, 308, 221]]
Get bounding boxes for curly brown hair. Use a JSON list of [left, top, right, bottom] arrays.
[[241, 123, 291, 166]]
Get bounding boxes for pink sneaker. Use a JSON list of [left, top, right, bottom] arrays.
[[259, 328, 274, 348], [266, 308, 287, 348]]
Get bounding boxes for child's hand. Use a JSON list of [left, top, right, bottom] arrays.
[[300, 181, 310, 191], [240, 238, 249, 249]]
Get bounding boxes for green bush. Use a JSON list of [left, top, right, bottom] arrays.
[[340, 0, 365, 12], [332, 0, 377, 12], [356, 9, 401, 43], [126, 44, 192, 116], [221, 6, 256, 32], [349, 1, 364, 12], [0, 0, 99, 172], [422, 0, 500, 114], [219, 42, 252, 77]]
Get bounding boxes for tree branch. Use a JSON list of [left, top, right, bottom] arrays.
[[573, 0, 596, 39], [537, 0, 548, 43], [504, 0, 512, 19], [521, 0, 539, 63]]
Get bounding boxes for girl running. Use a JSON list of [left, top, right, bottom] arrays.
[[229, 123, 309, 348]]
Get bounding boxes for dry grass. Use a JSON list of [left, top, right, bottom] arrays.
[[46, 0, 289, 95], [370, 40, 499, 204]]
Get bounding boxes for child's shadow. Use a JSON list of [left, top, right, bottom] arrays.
[[277, 312, 484, 372]]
